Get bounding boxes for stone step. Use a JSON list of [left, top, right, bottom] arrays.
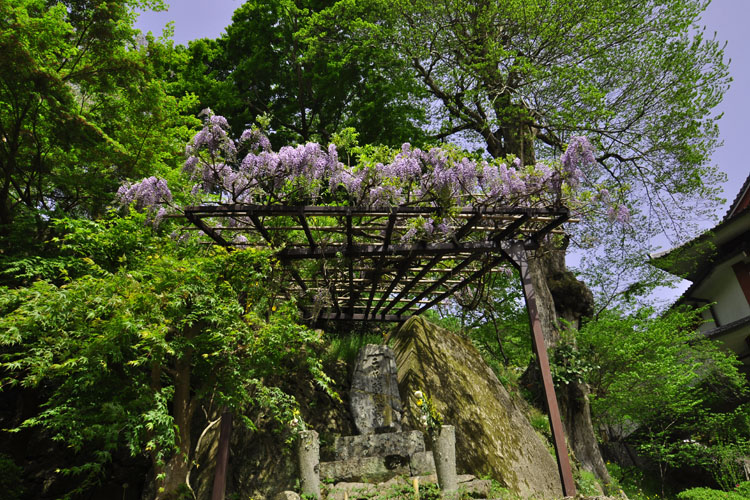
[[322, 475, 491, 500], [334, 430, 426, 461], [320, 451, 435, 483]]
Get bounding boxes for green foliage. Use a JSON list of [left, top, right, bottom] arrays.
[[528, 407, 551, 445], [605, 462, 665, 500], [324, 332, 384, 366], [324, 479, 491, 500], [575, 468, 604, 497], [169, 0, 427, 148], [706, 438, 750, 492], [578, 306, 748, 490], [550, 332, 597, 386], [0, 214, 334, 496], [677, 483, 750, 500], [578, 306, 746, 428], [0, 453, 24, 500], [0, 0, 197, 243], [737, 482, 750, 498]]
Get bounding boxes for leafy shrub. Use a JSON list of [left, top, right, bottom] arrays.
[[736, 482, 750, 497], [576, 468, 605, 496], [325, 332, 384, 365], [677, 485, 750, 500], [0, 454, 23, 500]]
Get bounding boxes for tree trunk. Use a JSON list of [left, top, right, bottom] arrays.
[[488, 96, 537, 166], [156, 451, 192, 500], [526, 244, 613, 488], [154, 328, 198, 500], [485, 109, 612, 485]]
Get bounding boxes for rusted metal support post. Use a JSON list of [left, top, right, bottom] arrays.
[[507, 242, 576, 497], [211, 408, 232, 500]]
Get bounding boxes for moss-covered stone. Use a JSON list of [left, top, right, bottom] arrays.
[[391, 316, 562, 499]]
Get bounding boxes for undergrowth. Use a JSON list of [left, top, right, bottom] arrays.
[[324, 332, 385, 365]]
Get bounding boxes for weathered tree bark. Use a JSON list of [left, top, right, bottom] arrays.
[[153, 327, 199, 500], [486, 97, 537, 166], [482, 107, 611, 487], [525, 243, 613, 488]]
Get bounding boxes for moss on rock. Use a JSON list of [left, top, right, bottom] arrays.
[[391, 316, 562, 499]]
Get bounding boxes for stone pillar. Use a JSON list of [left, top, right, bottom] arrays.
[[298, 430, 320, 499], [432, 425, 457, 494]]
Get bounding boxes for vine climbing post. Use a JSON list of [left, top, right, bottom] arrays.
[[506, 241, 576, 497]]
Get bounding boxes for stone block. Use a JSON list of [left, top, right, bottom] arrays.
[[273, 491, 301, 500], [409, 451, 436, 476], [350, 344, 403, 434], [380, 475, 410, 487], [459, 479, 493, 497], [320, 456, 409, 483], [334, 430, 426, 460], [326, 482, 376, 500], [412, 474, 438, 485]]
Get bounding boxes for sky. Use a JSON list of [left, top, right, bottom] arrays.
[[134, 1, 750, 301]]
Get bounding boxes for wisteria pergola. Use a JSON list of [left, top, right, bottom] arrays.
[[184, 201, 577, 496]]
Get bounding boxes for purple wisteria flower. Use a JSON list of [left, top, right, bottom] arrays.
[[239, 128, 272, 153], [400, 226, 418, 243], [183, 155, 199, 175], [116, 176, 173, 210], [122, 109, 605, 234], [608, 204, 631, 224], [560, 136, 595, 187]]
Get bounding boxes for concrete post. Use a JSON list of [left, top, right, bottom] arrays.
[[432, 425, 457, 494], [297, 430, 320, 499]]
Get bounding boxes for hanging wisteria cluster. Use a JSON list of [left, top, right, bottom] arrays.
[[117, 109, 630, 232]]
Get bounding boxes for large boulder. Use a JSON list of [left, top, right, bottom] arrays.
[[391, 316, 562, 498]]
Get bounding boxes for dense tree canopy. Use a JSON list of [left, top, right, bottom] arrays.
[[169, 0, 428, 148], [576, 306, 749, 492], [0, 0, 195, 241], [0, 0, 746, 498], [0, 213, 335, 498]]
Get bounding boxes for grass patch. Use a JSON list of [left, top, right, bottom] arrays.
[[324, 331, 385, 365]]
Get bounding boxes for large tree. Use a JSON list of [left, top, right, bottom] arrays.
[[311, 0, 730, 484], [0, 0, 195, 243], [169, 0, 428, 148], [319, 0, 728, 288]]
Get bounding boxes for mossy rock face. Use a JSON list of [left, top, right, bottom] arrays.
[[391, 316, 562, 499]]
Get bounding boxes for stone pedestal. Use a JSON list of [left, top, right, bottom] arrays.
[[297, 430, 320, 499], [350, 345, 402, 434], [321, 430, 436, 483], [431, 425, 457, 494]]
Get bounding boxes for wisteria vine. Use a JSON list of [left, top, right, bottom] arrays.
[[117, 109, 630, 239]]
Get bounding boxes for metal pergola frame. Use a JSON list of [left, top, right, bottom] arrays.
[[185, 202, 576, 497]]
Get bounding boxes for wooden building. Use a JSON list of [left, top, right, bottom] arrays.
[[650, 175, 750, 372]]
